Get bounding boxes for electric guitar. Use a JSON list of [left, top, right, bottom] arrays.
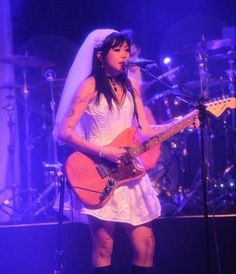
[[65, 97, 236, 208]]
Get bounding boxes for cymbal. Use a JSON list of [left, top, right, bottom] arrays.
[[183, 79, 226, 89], [34, 79, 65, 89], [0, 83, 22, 90], [0, 55, 55, 68], [176, 39, 234, 54], [146, 90, 173, 105], [209, 50, 236, 61]]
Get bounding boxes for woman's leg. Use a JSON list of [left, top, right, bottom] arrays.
[[123, 222, 156, 273], [88, 216, 115, 272]]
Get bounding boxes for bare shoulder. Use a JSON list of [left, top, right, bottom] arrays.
[[74, 76, 97, 102]]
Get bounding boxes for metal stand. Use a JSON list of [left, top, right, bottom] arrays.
[[29, 70, 63, 218], [194, 40, 212, 274], [54, 170, 66, 274], [21, 68, 37, 207], [0, 88, 19, 219], [140, 42, 214, 273]]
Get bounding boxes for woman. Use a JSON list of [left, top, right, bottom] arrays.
[[54, 29, 168, 274]]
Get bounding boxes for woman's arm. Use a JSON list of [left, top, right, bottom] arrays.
[[57, 77, 102, 156], [131, 79, 199, 140], [58, 76, 127, 162], [130, 79, 163, 139]]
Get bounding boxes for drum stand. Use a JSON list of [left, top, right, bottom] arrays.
[[18, 68, 41, 220], [0, 88, 19, 219], [29, 70, 63, 219], [38, 71, 66, 273], [224, 54, 235, 174]]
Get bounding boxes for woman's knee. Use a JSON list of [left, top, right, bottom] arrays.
[[134, 233, 155, 260], [94, 236, 114, 259], [125, 224, 155, 265], [89, 217, 115, 263]]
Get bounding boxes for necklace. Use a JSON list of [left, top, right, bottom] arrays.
[[107, 76, 118, 92]]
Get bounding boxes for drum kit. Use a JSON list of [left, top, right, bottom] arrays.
[[144, 37, 236, 215], [0, 36, 235, 222], [0, 54, 64, 222]]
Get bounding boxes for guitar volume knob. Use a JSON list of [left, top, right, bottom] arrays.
[[132, 169, 137, 175]]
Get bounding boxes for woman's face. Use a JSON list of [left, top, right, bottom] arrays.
[[103, 41, 130, 76]]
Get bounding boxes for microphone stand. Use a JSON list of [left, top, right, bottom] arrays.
[[54, 169, 66, 274], [140, 58, 213, 273]]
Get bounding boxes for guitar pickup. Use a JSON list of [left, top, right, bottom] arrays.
[[96, 164, 109, 179], [122, 155, 131, 165]]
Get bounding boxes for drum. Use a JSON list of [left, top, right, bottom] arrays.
[[148, 138, 181, 195], [148, 138, 183, 215], [147, 90, 190, 124]]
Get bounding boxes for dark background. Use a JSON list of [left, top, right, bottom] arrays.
[[11, 0, 236, 66]]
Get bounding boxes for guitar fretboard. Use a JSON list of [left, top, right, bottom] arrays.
[[128, 110, 199, 158]]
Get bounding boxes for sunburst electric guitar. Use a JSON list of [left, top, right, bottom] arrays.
[[65, 97, 236, 208]]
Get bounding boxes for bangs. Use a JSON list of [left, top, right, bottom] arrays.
[[99, 32, 131, 53], [111, 34, 130, 49]]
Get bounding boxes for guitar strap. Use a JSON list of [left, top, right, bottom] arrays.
[[126, 78, 142, 130]]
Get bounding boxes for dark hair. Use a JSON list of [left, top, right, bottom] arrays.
[[91, 32, 132, 109]]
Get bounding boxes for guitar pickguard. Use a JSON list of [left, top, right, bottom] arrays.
[[97, 155, 146, 202]]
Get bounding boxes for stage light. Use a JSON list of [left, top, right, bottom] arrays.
[[163, 56, 172, 65]]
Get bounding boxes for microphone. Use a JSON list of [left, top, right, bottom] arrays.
[[124, 59, 157, 69]]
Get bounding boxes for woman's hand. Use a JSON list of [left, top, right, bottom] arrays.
[[100, 146, 127, 163], [188, 116, 200, 129]]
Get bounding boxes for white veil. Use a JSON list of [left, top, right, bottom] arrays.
[[53, 28, 118, 139]]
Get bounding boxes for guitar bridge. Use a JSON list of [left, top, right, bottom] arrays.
[[99, 177, 116, 201]]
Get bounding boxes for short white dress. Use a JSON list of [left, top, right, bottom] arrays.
[[76, 91, 161, 225]]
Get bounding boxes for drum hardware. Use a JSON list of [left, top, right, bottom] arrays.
[[0, 83, 23, 90], [175, 38, 235, 54], [148, 87, 193, 124], [34, 78, 65, 89], [149, 134, 190, 210], [209, 50, 236, 62], [23, 69, 64, 219], [20, 163, 62, 219], [225, 53, 235, 93], [157, 65, 183, 81], [0, 87, 20, 219], [174, 37, 236, 217], [140, 64, 184, 93], [0, 55, 55, 68], [143, 36, 235, 217], [147, 35, 236, 217], [0, 53, 56, 221], [182, 78, 227, 90]]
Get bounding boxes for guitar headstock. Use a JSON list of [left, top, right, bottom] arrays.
[[206, 97, 236, 117]]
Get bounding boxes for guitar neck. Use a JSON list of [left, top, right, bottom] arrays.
[[129, 110, 198, 158]]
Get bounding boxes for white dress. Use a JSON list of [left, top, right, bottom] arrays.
[[77, 92, 161, 225]]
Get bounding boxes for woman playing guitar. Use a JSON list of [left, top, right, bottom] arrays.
[[54, 29, 199, 274]]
